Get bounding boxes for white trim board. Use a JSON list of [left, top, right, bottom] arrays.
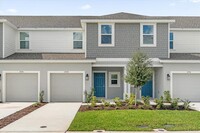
[[2, 71, 40, 102], [93, 71, 108, 99], [47, 71, 86, 102], [81, 20, 175, 23], [0, 60, 96, 63]]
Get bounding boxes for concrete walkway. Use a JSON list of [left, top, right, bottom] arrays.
[[0, 103, 81, 132], [190, 102, 200, 111], [0, 102, 33, 119]]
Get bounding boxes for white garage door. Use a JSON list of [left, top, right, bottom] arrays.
[[50, 73, 83, 102], [6, 73, 38, 102], [173, 73, 200, 101]]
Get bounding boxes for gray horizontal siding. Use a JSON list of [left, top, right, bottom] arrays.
[[0, 23, 3, 58], [86, 23, 169, 58]]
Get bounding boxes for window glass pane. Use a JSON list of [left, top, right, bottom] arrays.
[[170, 41, 173, 49], [111, 80, 118, 85], [101, 25, 112, 34], [73, 32, 82, 40], [143, 35, 154, 44], [20, 32, 29, 41], [101, 35, 112, 44], [170, 32, 173, 40], [73, 41, 83, 49], [111, 74, 118, 79], [143, 25, 153, 34], [20, 41, 29, 49]]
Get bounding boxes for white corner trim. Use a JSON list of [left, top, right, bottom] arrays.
[[168, 23, 170, 58], [47, 71, 86, 102], [2, 71, 40, 103], [109, 72, 120, 88], [81, 19, 175, 23], [2, 23, 4, 58], [98, 23, 115, 47], [93, 71, 107, 99], [0, 19, 17, 30], [140, 23, 157, 47]]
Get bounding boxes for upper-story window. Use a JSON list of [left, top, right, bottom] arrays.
[[73, 32, 83, 49], [98, 24, 114, 47], [170, 32, 174, 49], [140, 24, 156, 47], [20, 32, 29, 49]]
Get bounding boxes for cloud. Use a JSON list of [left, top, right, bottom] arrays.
[[7, 9, 18, 13], [189, 0, 200, 3], [81, 4, 91, 10]]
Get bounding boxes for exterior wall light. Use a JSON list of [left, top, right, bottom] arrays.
[[167, 74, 170, 80], [85, 74, 89, 80]]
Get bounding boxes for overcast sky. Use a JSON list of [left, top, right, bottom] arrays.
[[0, 0, 200, 16]]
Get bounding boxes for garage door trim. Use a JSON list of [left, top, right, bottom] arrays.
[[170, 71, 200, 99], [47, 71, 85, 102], [2, 71, 40, 103]]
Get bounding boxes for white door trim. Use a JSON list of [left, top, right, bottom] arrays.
[[2, 71, 40, 103], [93, 71, 107, 99], [47, 71, 85, 102]]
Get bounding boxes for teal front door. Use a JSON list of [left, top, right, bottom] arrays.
[[94, 73, 105, 97], [142, 80, 153, 97]]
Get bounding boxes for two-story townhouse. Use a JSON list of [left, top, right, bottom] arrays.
[[0, 12, 199, 103]]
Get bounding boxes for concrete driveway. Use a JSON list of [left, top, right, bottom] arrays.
[[0, 103, 81, 132], [0, 102, 33, 120]]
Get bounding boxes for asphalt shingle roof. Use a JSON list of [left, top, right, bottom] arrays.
[[1, 53, 89, 60], [161, 53, 200, 60], [0, 12, 199, 29]]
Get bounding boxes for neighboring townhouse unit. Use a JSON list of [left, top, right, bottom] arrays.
[[0, 12, 200, 102]]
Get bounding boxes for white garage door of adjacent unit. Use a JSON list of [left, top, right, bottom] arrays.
[[173, 73, 200, 101], [50, 73, 83, 102], [6, 73, 38, 102]]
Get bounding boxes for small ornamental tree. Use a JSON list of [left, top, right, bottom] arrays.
[[125, 52, 153, 106]]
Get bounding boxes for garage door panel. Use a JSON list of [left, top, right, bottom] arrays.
[[50, 73, 83, 102], [173, 74, 200, 101], [6, 73, 38, 102]]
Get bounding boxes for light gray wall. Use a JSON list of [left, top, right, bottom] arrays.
[[92, 67, 124, 99], [0, 23, 3, 58], [154, 67, 164, 98], [0, 63, 92, 102], [86, 23, 169, 58]]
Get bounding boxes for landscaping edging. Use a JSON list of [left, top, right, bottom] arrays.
[[0, 103, 47, 129]]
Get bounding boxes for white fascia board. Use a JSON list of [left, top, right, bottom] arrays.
[[170, 28, 200, 31], [0, 19, 17, 30], [96, 58, 160, 62], [18, 28, 83, 31], [160, 60, 200, 63], [0, 60, 96, 64], [81, 19, 175, 23]]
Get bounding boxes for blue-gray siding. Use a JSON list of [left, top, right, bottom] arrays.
[[86, 23, 169, 58], [0, 23, 3, 58]]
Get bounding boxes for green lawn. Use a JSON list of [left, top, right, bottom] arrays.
[[68, 110, 200, 131]]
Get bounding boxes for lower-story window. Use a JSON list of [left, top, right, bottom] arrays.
[[109, 72, 120, 87]]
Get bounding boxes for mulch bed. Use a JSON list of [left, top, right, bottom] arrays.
[[0, 102, 47, 129], [79, 103, 188, 112]]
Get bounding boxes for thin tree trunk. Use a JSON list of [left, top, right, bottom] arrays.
[[135, 87, 137, 106]]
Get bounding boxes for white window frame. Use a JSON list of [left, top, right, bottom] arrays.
[[73, 32, 83, 49], [109, 72, 120, 87], [19, 32, 30, 49], [98, 23, 115, 47], [140, 23, 157, 47]]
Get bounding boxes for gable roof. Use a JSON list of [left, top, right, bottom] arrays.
[[0, 12, 200, 29]]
